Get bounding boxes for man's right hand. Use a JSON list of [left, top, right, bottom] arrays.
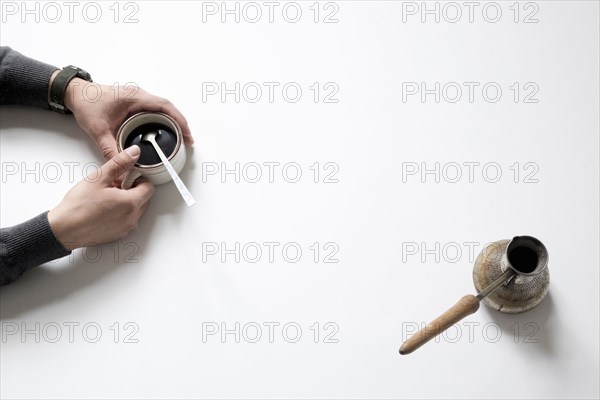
[[47, 145, 154, 250]]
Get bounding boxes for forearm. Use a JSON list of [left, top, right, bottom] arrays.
[[0, 46, 59, 108], [0, 212, 71, 286]]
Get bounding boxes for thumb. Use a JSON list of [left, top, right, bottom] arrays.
[[99, 145, 140, 185]]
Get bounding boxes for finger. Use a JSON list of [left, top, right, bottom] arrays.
[[129, 201, 150, 231], [95, 132, 119, 160], [99, 145, 140, 185], [126, 178, 155, 204], [161, 102, 193, 145], [138, 201, 150, 217], [131, 97, 193, 145]]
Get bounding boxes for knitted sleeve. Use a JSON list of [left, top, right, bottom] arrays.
[[0, 46, 59, 108]]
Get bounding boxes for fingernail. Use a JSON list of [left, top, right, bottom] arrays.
[[125, 145, 140, 157]]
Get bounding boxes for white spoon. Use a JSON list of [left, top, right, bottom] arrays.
[[142, 131, 196, 207]]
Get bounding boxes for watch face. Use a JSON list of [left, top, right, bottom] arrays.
[[66, 65, 92, 82], [76, 69, 92, 82]]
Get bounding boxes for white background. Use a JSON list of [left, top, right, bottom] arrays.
[[1, 1, 599, 399]]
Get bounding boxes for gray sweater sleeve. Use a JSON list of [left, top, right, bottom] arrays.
[[1, 47, 70, 286], [0, 46, 58, 108], [0, 213, 71, 285]]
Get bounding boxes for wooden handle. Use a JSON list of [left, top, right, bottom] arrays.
[[399, 294, 480, 355]]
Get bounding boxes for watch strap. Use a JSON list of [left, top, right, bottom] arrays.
[[49, 66, 92, 114]]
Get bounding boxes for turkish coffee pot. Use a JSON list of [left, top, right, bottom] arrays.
[[400, 235, 550, 355]]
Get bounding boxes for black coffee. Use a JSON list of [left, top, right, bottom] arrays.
[[124, 123, 178, 166], [508, 246, 539, 274]]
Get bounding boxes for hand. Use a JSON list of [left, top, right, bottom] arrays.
[[61, 75, 193, 160], [47, 145, 154, 250]]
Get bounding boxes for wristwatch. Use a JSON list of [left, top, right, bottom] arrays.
[[49, 65, 93, 114]]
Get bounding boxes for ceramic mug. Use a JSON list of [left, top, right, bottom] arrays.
[[116, 112, 186, 189]]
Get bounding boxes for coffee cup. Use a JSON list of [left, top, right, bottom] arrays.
[[116, 112, 187, 189]]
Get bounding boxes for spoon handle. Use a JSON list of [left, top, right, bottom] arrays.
[[149, 139, 196, 207]]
